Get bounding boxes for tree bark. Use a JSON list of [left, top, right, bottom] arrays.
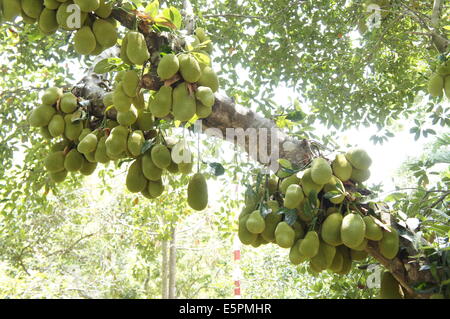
[[168, 225, 177, 299], [161, 239, 169, 299]]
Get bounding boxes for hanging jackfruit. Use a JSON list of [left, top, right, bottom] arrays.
[[74, 26, 96, 55], [311, 157, 332, 185], [246, 210, 266, 234], [172, 82, 196, 122], [149, 86, 173, 118], [157, 54, 180, 80], [92, 18, 117, 49], [178, 54, 201, 83], [187, 173, 208, 211], [126, 31, 150, 65], [331, 153, 352, 182], [341, 213, 366, 249], [274, 222, 295, 248]]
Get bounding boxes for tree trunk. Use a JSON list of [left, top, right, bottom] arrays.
[[161, 239, 169, 299], [168, 225, 177, 299]]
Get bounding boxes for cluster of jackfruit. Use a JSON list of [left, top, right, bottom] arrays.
[[238, 148, 400, 276], [147, 28, 219, 122], [0, 0, 117, 56], [427, 62, 450, 99]]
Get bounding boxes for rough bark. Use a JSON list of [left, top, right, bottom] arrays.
[[161, 239, 169, 299], [168, 225, 177, 299], [69, 5, 441, 299]]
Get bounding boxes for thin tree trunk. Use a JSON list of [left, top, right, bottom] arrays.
[[161, 239, 169, 299], [168, 225, 177, 299]]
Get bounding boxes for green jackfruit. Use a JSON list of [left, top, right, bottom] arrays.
[[42, 87, 63, 105], [48, 114, 65, 138], [379, 271, 403, 299], [350, 249, 368, 261], [122, 70, 140, 98], [92, 18, 117, 48], [444, 75, 450, 99], [187, 173, 208, 211], [126, 159, 147, 193], [332, 153, 352, 182], [43, 0, 60, 10], [94, 0, 111, 18], [289, 240, 306, 265], [38, 8, 58, 34], [105, 125, 128, 156], [311, 157, 332, 184], [21, 10, 36, 24], [120, 33, 132, 65], [178, 162, 194, 175], [195, 27, 208, 43], [428, 73, 444, 97], [74, 0, 99, 12], [132, 92, 145, 110], [50, 170, 68, 183], [280, 174, 300, 194], [29, 104, 56, 127], [148, 180, 164, 198], [363, 216, 383, 241], [345, 148, 372, 170], [178, 54, 201, 83], [3, 0, 21, 22], [274, 222, 295, 248], [245, 210, 265, 234], [136, 110, 154, 131], [350, 167, 370, 183], [311, 241, 336, 270], [321, 213, 343, 246], [341, 213, 366, 249], [126, 31, 150, 65], [60, 92, 78, 113], [323, 176, 345, 204], [142, 152, 162, 181], [94, 136, 110, 163], [172, 82, 196, 122], [292, 221, 305, 240], [127, 130, 144, 157], [56, 2, 88, 30], [353, 238, 368, 251], [113, 83, 132, 112], [157, 54, 179, 80], [77, 132, 98, 154], [117, 105, 138, 126], [198, 66, 219, 92], [335, 246, 352, 275], [260, 210, 282, 242], [328, 249, 344, 272], [78, 128, 92, 143], [151, 144, 171, 169], [299, 231, 320, 258], [300, 168, 323, 196], [284, 184, 304, 209], [44, 151, 66, 173], [74, 26, 96, 55], [238, 214, 257, 245], [64, 149, 83, 172], [64, 114, 83, 141], [195, 86, 215, 107], [196, 102, 212, 119], [379, 227, 399, 259], [80, 159, 97, 176], [40, 126, 53, 139], [21, 0, 42, 19], [149, 86, 173, 118]]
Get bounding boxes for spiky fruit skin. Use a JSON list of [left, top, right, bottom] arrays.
[[238, 214, 257, 245], [379, 271, 404, 299], [311, 158, 332, 184], [80, 159, 97, 176], [363, 216, 383, 241], [45, 151, 66, 173], [351, 167, 371, 183], [74, 0, 100, 12], [92, 18, 117, 48], [246, 210, 266, 234], [3, 0, 22, 22], [29, 105, 56, 127], [172, 82, 196, 122], [38, 8, 59, 34], [284, 184, 304, 209], [300, 168, 323, 196], [187, 173, 208, 211], [299, 231, 320, 258], [60, 93, 78, 113], [321, 213, 343, 246], [50, 170, 68, 183], [157, 54, 179, 80], [178, 54, 201, 83], [289, 240, 306, 265], [126, 31, 150, 65], [126, 159, 147, 193], [22, 0, 43, 19], [198, 66, 219, 92], [142, 153, 162, 181], [341, 213, 366, 249], [311, 241, 336, 270], [274, 222, 295, 248], [94, 0, 112, 18], [121, 70, 140, 98], [74, 26, 96, 55], [379, 227, 399, 259], [261, 210, 282, 243], [149, 86, 173, 118], [64, 149, 84, 172], [48, 114, 65, 138], [150, 144, 171, 169], [428, 73, 444, 97], [280, 174, 300, 194], [345, 148, 372, 170], [332, 154, 352, 182], [78, 133, 98, 154], [195, 86, 215, 107]]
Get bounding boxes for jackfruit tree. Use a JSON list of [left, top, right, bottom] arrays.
[[0, 0, 449, 299]]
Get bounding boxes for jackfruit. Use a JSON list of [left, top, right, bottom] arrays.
[[328, 249, 343, 272], [132, 92, 146, 110], [74, 0, 99, 12], [124, 158, 146, 193], [126, 31, 150, 65], [50, 170, 68, 183], [136, 110, 154, 131], [195, 86, 215, 107], [149, 86, 173, 118], [77, 132, 98, 154], [379, 271, 403, 299], [172, 82, 196, 122], [48, 114, 65, 137], [113, 83, 132, 112], [350, 249, 368, 261], [64, 149, 83, 172], [122, 70, 140, 98], [195, 28, 208, 43], [246, 210, 265, 234], [78, 128, 92, 143], [56, 2, 87, 30], [379, 227, 399, 259], [148, 180, 164, 198], [300, 168, 323, 196], [345, 148, 372, 170], [59, 92, 77, 113], [64, 114, 83, 141], [284, 184, 304, 209], [44, 151, 66, 173], [74, 26, 96, 55], [299, 231, 320, 258], [142, 152, 162, 181], [198, 66, 219, 92], [363, 216, 383, 241], [260, 210, 282, 242], [80, 159, 97, 176], [94, 136, 110, 163], [42, 87, 63, 105], [279, 174, 300, 194], [157, 54, 179, 80], [196, 102, 212, 119], [321, 213, 343, 246], [166, 160, 179, 174], [29, 105, 56, 127], [178, 162, 194, 175], [311, 241, 336, 270], [335, 245, 352, 275], [120, 33, 133, 65], [92, 18, 117, 48], [289, 240, 306, 265], [350, 167, 370, 183], [117, 105, 138, 126], [40, 126, 53, 139], [311, 157, 332, 184], [105, 125, 128, 156], [187, 173, 208, 211], [3, 0, 22, 22], [332, 153, 352, 182], [38, 8, 58, 34], [323, 176, 345, 204], [428, 73, 444, 97], [444, 75, 450, 99], [127, 130, 144, 157], [353, 238, 368, 251], [178, 54, 201, 83], [21, 10, 36, 24], [274, 222, 295, 248], [238, 214, 257, 245], [21, 0, 42, 19], [150, 144, 171, 169], [341, 213, 366, 249]]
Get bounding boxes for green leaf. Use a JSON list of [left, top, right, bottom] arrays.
[[145, 0, 159, 17], [191, 51, 211, 66], [141, 139, 155, 154], [209, 162, 225, 176], [162, 7, 182, 29], [93, 58, 124, 74]]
